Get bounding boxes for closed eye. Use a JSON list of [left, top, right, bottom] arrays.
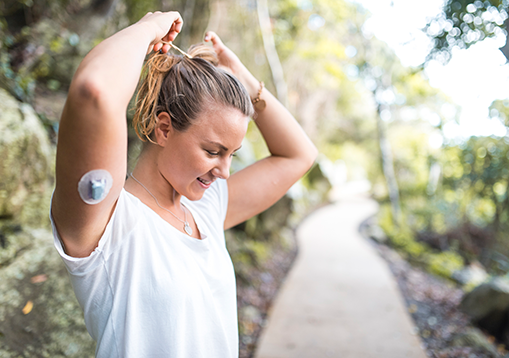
[[205, 150, 219, 156]]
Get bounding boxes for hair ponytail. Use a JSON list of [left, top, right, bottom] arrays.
[[132, 43, 254, 143], [133, 54, 180, 143]]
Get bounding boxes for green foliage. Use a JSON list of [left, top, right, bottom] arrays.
[[427, 250, 465, 279], [440, 136, 509, 228], [489, 99, 509, 126], [376, 123, 509, 277], [378, 204, 427, 260], [378, 202, 464, 281], [425, 0, 509, 63], [125, 0, 160, 24], [0, 0, 88, 100], [269, 0, 377, 150]]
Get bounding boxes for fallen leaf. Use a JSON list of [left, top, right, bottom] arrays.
[[22, 300, 33, 315], [30, 274, 48, 283]]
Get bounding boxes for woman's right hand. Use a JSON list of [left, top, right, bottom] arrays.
[[136, 11, 183, 54]]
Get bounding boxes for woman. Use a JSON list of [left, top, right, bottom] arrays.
[[50, 11, 317, 358]]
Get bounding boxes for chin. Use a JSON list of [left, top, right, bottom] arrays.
[[183, 190, 206, 201]]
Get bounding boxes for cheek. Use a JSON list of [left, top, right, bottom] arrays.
[[181, 151, 211, 177]]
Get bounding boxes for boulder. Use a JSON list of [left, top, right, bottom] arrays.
[[460, 276, 509, 343], [0, 229, 94, 357], [0, 88, 53, 228], [452, 260, 488, 287], [449, 327, 499, 356]]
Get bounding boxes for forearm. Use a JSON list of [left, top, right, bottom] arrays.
[[237, 68, 318, 166], [71, 22, 155, 110]]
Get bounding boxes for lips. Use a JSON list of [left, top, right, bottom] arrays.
[[197, 177, 212, 185], [197, 177, 214, 189]]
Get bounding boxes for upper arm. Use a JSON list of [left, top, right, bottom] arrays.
[[51, 80, 128, 257], [224, 156, 314, 230]]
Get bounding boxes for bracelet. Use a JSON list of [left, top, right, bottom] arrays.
[[252, 81, 266, 111]]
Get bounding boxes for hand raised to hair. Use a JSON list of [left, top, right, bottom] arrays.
[[204, 31, 259, 97], [136, 11, 183, 54], [204, 31, 247, 78]]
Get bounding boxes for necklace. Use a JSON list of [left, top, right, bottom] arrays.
[[129, 172, 193, 236]]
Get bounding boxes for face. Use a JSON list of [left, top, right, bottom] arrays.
[[156, 105, 249, 201]]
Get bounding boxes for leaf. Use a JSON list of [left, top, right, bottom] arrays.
[[22, 300, 33, 315], [30, 274, 47, 283]]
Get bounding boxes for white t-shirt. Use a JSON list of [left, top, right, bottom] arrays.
[[50, 179, 238, 358]]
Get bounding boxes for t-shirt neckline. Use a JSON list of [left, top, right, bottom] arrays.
[[122, 188, 208, 241]]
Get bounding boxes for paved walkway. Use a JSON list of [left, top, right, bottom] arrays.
[[254, 193, 428, 358]]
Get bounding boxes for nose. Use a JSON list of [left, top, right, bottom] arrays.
[[211, 157, 231, 180]]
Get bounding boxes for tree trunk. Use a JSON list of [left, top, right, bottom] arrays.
[[376, 104, 401, 225], [256, 0, 288, 106]]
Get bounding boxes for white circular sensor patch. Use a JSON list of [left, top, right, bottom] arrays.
[[77, 169, 113, 205]]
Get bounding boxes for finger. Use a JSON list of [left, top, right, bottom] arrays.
[[168, 12, 183, 41], [173, 12, 183, 33], [153, 43, 163, 52], [204, 31, 224, 47], [165, 27, 181, 42]]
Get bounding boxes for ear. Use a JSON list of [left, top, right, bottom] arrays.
[[153, 112, 174, 146]]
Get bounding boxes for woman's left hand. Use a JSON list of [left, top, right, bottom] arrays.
[[204, 31, 258, 97]]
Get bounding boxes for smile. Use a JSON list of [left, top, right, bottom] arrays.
[[197, 177, 213, 188]]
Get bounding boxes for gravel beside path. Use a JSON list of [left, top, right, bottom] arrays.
[[370, 238, 507, 358]]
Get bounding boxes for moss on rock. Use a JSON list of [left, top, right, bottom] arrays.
[[0, 88, 53, 229], [0, 229, 94, 357]]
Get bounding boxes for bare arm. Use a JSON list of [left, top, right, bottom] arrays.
[[204, 33, 318, 230], [52, 12, 183, 257]]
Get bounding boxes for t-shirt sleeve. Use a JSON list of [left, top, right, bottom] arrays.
[[49, 190, 123, 274]]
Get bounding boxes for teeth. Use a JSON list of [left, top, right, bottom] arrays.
[[198, 177, 211, 185]]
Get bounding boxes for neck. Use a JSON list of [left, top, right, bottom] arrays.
[[128, 145, 182, 209]]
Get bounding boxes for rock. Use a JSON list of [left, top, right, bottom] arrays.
[[452, 260, 489, 286], [460, 276, 509, 343], [449, 327, 499, 355], [0, 88, 54, 229], [33, 88, 67, 126], [0, 229, 94, 357], [460, 277, 509, 321]]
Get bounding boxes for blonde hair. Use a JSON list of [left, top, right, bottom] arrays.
[[133, 43, 254, 143]]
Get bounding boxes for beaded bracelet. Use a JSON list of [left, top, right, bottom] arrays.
[[252, 81, 266, 111]]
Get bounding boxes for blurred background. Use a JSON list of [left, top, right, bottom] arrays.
[[2, 0, 509, 357]]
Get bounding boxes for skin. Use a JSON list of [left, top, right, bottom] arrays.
[[124, 106, 248, 236], [51, 11, 318, 257]]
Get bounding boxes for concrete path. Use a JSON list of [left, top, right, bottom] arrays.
[[254, 193, 428, 358]]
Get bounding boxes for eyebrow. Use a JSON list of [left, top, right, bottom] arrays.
[[206, 140, 242, 152]]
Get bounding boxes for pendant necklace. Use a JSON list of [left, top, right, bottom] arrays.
[[130, 173, 193, 236]]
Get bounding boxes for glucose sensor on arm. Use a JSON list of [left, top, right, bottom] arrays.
[[77, 169, 113, 205]]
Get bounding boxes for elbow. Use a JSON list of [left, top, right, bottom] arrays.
[[69, 76, 105, 106], [301, 142, 319, 173]]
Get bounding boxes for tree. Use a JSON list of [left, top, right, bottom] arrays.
[[425, 0, 509, 63]]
